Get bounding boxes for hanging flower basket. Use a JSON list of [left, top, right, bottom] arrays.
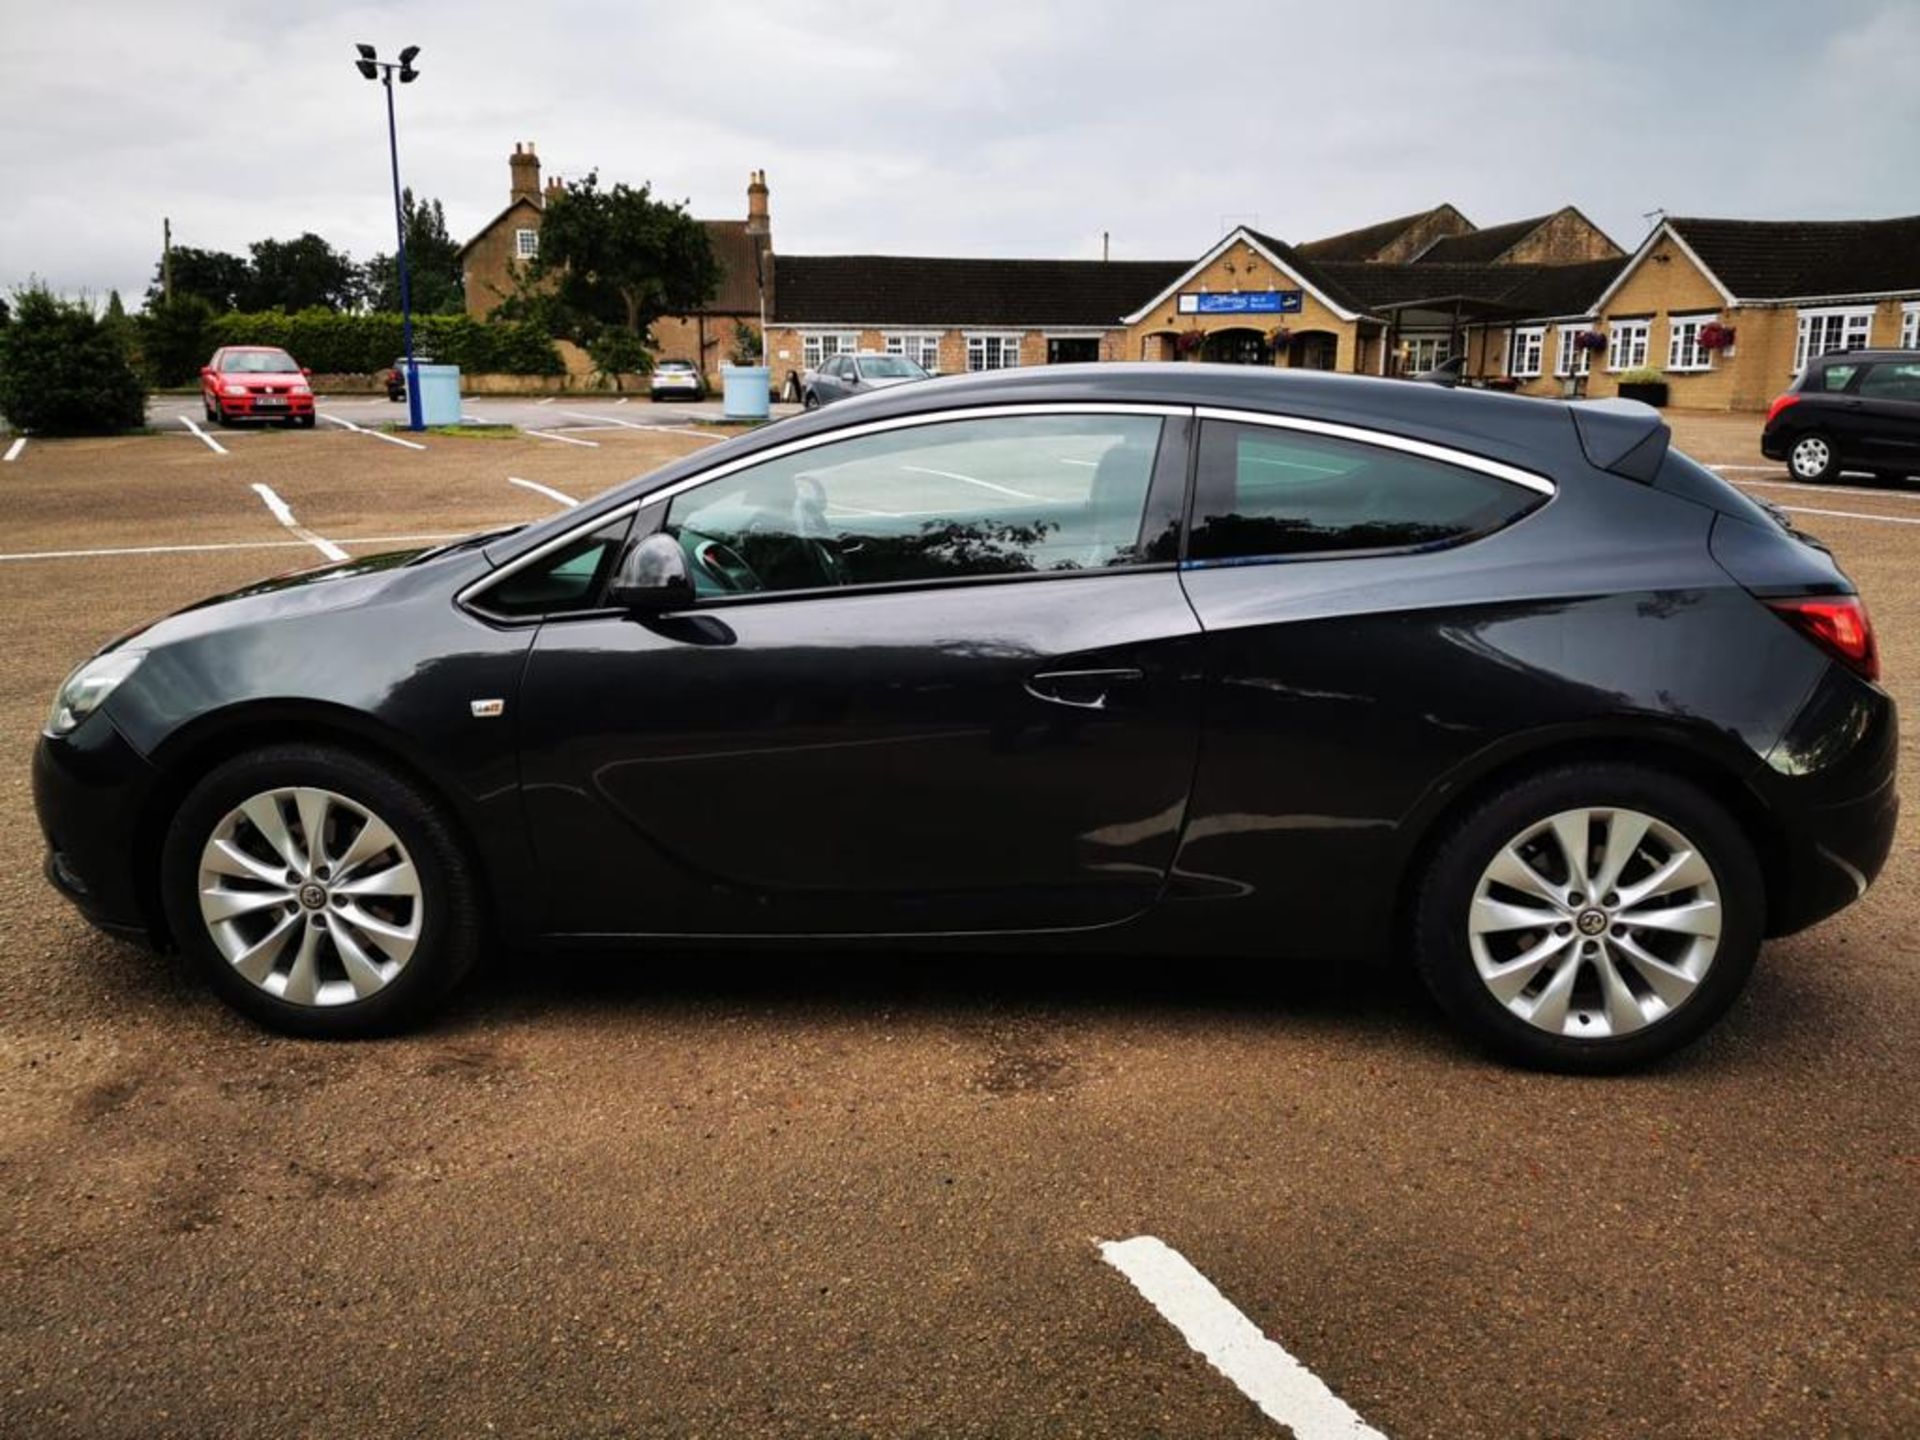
[[1573, 329, 1609, 352], [1698, 322, 1737, 352], [1174, 330, 1206, 356], [1265, 325, 1293, 348]]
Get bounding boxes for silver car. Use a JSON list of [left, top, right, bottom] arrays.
[[802, 352, 929, 408]]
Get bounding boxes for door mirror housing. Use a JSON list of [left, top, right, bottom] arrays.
[[608, 532, 695, 611]]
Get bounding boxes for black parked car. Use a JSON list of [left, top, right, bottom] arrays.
[[1762, 348, 1920, 483], [34, 366, 1897, 1069]]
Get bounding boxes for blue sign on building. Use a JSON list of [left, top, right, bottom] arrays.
[[1177, 290, 1304, 315]]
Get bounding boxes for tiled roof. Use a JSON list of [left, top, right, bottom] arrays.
[[1315, 258, 1625, 319], [771, 254, 1189, 327], [1414, 216, 1551, 265], [1295, 206, 1460, 262], [1665, 215, 1920, 299], [699, 220, 768, 314]]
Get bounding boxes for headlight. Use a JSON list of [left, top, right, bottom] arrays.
[[46, 650, 145, 738], [224, 384, 247, 397], [290, 383, 312, 396]]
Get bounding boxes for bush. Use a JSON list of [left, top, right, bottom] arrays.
[[0, 287, 147, 435], [201, 309, 563, 376], [585, 327, 653, 390], [138, 295, 217, 386]]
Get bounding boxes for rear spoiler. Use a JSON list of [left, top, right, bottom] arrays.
[[1567, 398, 1670, 483]]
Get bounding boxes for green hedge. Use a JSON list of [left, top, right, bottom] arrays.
[[202, 309, 564, 376]]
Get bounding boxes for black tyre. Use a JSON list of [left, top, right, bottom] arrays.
[[1787, 432, 1838, 483], [203, 397, 217, 423], [160, 743, 482, 1037], [297, 414, 316, 429], [1413, 763, 1763, 1073], [803, 390, 820, 410]]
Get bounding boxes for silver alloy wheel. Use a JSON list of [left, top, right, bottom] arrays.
[[1790, 435, 1831, 479], [196, 786, 423, 1007], [1466, 807, 1722, 1038]]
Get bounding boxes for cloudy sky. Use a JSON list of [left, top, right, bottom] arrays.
[[4, 0, 1916, 304]]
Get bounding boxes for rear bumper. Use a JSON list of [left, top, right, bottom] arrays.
[[1757, 662, 1900, 936], [32, 720, 164, 944]]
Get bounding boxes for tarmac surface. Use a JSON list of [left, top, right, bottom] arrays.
[[1, 407, 1916, 1438]]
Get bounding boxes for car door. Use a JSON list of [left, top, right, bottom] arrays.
[[510, 406, 1202, 937], [814, 356, 846, 403], [1853, 361, 1920, 475]]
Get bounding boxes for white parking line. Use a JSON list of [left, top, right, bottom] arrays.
[[1732, 476, 1920, 502], [536, 396, 556, 406], [318, 411, 428, 451], [614, 396, 629, 406], [562, 408, 653, 431], [900, 463, 1040, 501], [1776, 504, 1920, 528], [3, 437, 25, 462], [1099, 1236, 1387, 1440], [0, 532, 466, 564], [508, 476, 578, 508], [250, 483, 349, 562], [179, 415, 228, 455], [524, 429, 599, 448]]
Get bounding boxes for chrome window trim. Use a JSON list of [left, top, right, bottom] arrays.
[[457, 402, 1192, 615], [1193, 405, 1557, 496]]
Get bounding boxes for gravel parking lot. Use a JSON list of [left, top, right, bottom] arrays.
[[2, 408, 1916, 1438]]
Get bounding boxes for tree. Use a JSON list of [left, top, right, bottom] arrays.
[[0, 286, 147, 434], [528, 171, 720, 344], [138, 295, 217, 386], [359, 189, 466, 314], [240, 233, 359, 313], [146, 245, 250, 311]]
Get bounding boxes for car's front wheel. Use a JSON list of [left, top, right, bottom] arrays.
[[1413, 763, 1762, 1072], [1788, 432, 1839, 483], [803, 390, 820, 410], [161, 743, 481, 1037]]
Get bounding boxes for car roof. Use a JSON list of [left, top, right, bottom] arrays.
[[1810, 348, 1920, 364]]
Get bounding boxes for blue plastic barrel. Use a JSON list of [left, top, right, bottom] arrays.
[[721, 365, 771, 421], [412, 364, 463, 426]]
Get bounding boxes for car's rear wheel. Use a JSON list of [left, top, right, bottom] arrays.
[[803, 390, 820, 410], [1413, 764, 1763, 1072], [1788, 432, 1838, 483], [161, 743, 481, 1037]]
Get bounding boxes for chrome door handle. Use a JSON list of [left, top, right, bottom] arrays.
[[1025, 667, 1144, 710]]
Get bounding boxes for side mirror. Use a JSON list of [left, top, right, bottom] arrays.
[[199, 366, 213, 378], [608, 532, 695, 611], [301, 367, 312, 378]]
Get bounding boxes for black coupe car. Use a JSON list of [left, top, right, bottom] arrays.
[[34, 365, 1897, 1069]]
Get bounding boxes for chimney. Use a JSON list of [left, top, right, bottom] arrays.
[[510, 142, 540, 205], [745, 169, 770, 237], [543, 174, 564, 205]]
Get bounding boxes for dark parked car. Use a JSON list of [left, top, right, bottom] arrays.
[[35, 365, 1896, 1070], [650, 359, 706, 402], [802, 352, 928, 408], [384, 355, 433, 403], [1762, 348, 1920, 483]]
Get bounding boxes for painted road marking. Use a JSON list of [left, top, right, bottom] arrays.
[[1776, 504, 1920, 528], [900, 463, 1041, 501], [508, 476, 578, 508], [0, 533, 464, 563], [524, 429, 599, 448], [3, 437, 25, 462], [1099, 1236, 1387, 1440], [613, 396, 629, 405], [1731, 476, 1920, 502], [318, 411, 429, 451], [536, 396, 556, 406], [562, 408, 652, 430], [250, 483, 349, 562], [179, 415, 229, 455]]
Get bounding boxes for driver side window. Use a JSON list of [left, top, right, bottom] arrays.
[[661, 413, 1166, 598]]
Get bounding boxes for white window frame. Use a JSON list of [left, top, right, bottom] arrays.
[[1607, 320, 1651, 373], [1900, 302, 1918, 351], [884, 332, 942, 373], [1399, 332, 1458, 375], [1507, 326, 1544, 379], [1554, 324, 1593, 378], [1794, 306, 1873, 374], [801, 331, 859, 370], [965, 333, 1023, 372], [1667, 312, 1719, 373], [514, 228, 539, 259]]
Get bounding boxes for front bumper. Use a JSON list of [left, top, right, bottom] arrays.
[[217, 394, 315, 420], [32, 720, 164, 944]]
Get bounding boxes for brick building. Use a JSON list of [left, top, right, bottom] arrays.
[[456, 144, 771, 383], [457, 142, 1918, 410]]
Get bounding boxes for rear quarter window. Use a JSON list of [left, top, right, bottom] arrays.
[[1188, 421, 1546, 562]]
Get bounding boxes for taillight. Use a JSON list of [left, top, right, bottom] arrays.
[[1765, 393, 1800, 427], [1767, 595, 1879, 682]]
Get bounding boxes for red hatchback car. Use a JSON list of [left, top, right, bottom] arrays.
[[200, 347, 316, 427]]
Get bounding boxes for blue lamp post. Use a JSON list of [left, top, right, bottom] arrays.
[[355, 43, 424, 432]]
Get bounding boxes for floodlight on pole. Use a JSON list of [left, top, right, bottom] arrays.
[[354, 44, 425, 431]]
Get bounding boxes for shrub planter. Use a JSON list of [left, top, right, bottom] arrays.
[[1619, 380, 1669, 407]]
